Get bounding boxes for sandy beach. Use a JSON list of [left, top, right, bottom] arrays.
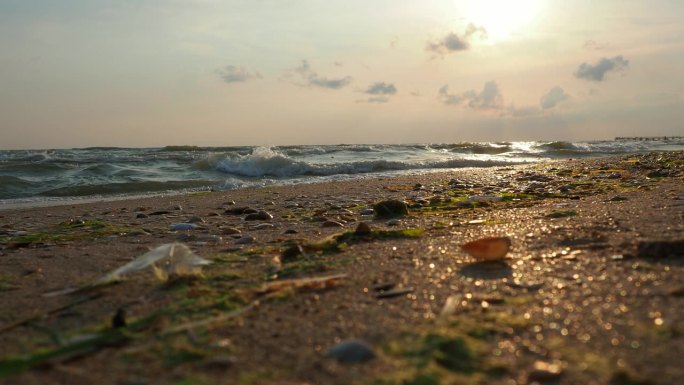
[[1, 151, 683, 385]]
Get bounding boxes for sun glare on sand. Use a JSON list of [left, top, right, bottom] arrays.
[[466, 0, 541, 39]]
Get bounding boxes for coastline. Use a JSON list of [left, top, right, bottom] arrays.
[[1, 151, 682, 385]]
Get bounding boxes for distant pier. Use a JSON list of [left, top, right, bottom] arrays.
[[615, 136, 684, 141]]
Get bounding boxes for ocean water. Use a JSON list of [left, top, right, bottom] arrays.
[[1, 140, 682, 205]]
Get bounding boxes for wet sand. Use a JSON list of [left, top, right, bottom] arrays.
[[1, 151, 683, 385]]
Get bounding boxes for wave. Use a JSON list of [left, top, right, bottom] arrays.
[[205, 147, 518, 178], [38, 180, 218, 197]]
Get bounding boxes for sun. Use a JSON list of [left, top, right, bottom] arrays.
[[465, 0, 541, 39]]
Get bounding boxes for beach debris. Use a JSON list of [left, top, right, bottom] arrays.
[[439, 295, 464, 317], [260, 274, 346, 296], [322, 220, 345, 228], [637, 239, 684, 259], [461, 236, 511, 261], [373, 200, 409, 218], [325, 339, 376, 364], [355, 222, 372, 236], [169, 223, 199, 231], [245, 210, 273, 221], [528, 360, 564, 382], [94, 243, 211, 285], [375, 286, 414, 299], [112, 308, 126, 329]]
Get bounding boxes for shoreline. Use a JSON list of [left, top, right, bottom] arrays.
[[1, 151, 682, 385]]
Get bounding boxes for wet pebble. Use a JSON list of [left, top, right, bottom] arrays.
[[355, 222, 372, 236], [253, 223, 275, 230], [169, 223, 198, 231], [188, 216, 205, 223], [359, 208, 374, 216], [325, 340, 376, 364], [373, 200, 408, 218], [235, 236, 255, 245], [135, 213, 148, 219], [322, 220, 345, 228], [244, 211, 273, 221], [221, 227, 242, 235]]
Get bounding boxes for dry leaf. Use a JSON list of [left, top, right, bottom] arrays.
[[461, 236, 511, 261]]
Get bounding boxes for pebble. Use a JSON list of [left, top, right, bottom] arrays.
[[355, 222, 372, 236], [135, 213, 148, 219], [359, 208, 374, 216], [284, 229, 298, 234], [385, 219, 400, 226], [221, 227, 242, 235], [339, 215, 356, 222], [235, 236, 255, 245], [244, 211, 273, 221], [188, 216, 205, 223], [373, 200, 409, 218], [325, 340, 376, 364], [322, 220, 345, 228], [253, 223, 275, 230], [169, 223, 198, 231], [149, 210, 171, 216]]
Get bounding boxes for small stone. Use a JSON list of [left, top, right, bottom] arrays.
[[127, 229, 150, 236], [325, 340, 376, 364], [373, 200, 408, 218], [135, 213, 148, 219], [224, 200, 236, 205], [254, 223, 275, 230], [245, 211, 273, 221], [188, 216, 205, 223], [169, 223, 198, 231], [149, 210, 171, 216], [322, 220, 345, 228], [385, 219, 400, 226], [221, 227, 241, 235], [339, 215, 356, 222], [359, 208, 375, 216], [355, 222, 372, 236], [528, 360, 563, 382], [112, 308, 126, 329], [235, 236, 255, 245], [173, 204, 183, 210], [284, 229, 298, 234]]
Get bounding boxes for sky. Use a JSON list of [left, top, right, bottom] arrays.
[[1, 0, 683, 149]]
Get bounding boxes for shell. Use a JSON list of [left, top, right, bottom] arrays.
[[461, 236, 511, 261]]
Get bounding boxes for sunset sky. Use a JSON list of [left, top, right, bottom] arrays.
[[1, 0, 683, 149]]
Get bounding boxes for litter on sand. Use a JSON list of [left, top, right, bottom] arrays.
[[95, 243, 211, 285]]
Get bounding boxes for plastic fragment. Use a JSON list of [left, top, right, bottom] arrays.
[[94, 243, 211, 285]]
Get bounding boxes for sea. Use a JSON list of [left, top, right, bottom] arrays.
[[1, 139, 683, 207]]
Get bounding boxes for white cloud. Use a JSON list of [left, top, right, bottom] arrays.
[[439, 81, 503, 110], [540, 86, 569, 109], [286, 60, 352, 89], [216, 65, 261, 83]]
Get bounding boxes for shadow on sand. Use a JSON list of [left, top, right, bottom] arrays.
[[459, 261, 512, 280]]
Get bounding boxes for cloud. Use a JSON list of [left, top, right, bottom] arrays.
[[356, 96, 390, 104], [216, 65, 261, 83], [426, 23, 487, 56], [583, 40, 607, 51], [438, 81, 503, 110], [540, 86, 569, 109], [286, 60, 353, 89], [575, 56, 629, 81], [365, 82, 397, 95]]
